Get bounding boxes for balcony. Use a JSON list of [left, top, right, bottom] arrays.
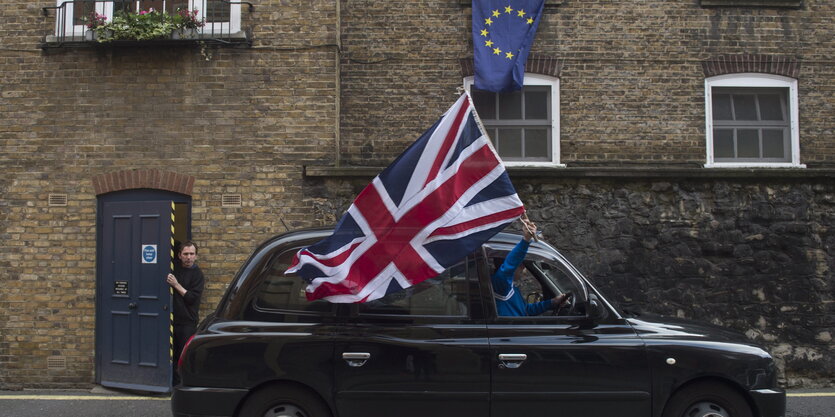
[[41, 0, 253, 49]]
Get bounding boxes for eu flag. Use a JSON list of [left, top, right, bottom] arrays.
[[472, 0, 545, 92]]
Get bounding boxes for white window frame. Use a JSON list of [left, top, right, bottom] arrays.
[[705, 73, 803, 168], [55, 1, 241, 37], [464, 74, 564, 167]]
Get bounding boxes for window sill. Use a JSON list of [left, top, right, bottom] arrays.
[[304, 165, 835, 180], [705, 162, 807, 169], [699, 0, 802, 8], [41, 31, 250, 49]]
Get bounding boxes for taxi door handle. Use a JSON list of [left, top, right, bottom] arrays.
[[498, 353, 527, 369], [342, 352, 371, 367]]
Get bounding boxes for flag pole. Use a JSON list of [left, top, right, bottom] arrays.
[[460, 87, 536, 243]]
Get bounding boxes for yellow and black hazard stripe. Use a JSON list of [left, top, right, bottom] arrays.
[[169, 201, 175, 364]]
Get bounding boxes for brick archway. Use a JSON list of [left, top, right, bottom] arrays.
[[702, 54, 799, 78], [92, 169, 195, 196]]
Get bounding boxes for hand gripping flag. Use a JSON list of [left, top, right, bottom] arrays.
[[286, 94, 525, 303], [473, 0, 545, 92]]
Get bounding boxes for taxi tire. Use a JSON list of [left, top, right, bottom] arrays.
[[238, 384, 331, 417], [662, 380, 753, 417]]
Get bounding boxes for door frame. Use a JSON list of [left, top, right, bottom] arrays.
[[95, 189, 192, 388]]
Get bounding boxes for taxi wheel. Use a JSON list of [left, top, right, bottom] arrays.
[[662, 381, 753, 417], [238, 385, 332, 417]]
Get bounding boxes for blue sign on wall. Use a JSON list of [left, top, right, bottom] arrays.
[[142, 244, 158, 264]]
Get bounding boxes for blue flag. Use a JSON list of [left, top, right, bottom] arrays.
[[472, 0, 545, 92]]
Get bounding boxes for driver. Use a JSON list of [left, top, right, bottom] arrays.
[[492, 218, 570, 316]]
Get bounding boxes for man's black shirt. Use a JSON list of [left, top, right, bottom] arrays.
[[172, 263, 205, 325]]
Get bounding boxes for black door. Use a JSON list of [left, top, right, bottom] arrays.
[[97, 200, 174, 392], [488, 321, 651, 416], [333, 259, 491, 417], [481, 248, 652, 416]]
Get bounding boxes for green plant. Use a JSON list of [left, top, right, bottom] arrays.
[[94, 8, 184, 42], [173, 8, 205, 30]]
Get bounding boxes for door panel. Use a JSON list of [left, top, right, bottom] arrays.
[[98, 200, 173, 392], [488, 323, 651, 417], [334, 324, 490, 417], [334, 259, 490, 417]]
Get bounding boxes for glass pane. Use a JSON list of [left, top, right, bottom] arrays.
[[498, 91, 523, 120], [762, 129, 785, 158], [712, 93, 733, 121], [359, 262, 470, 316], [524, 129, 549, 158], [713, 129, 735, 158], [206, 0, 231, 22], [472, 90, 496, 120], [737, 129, 760, 158], [498, 129, 522, 158], [140, 0, 164, 12], [759, 94, 785, 121], [74, 1, 95, 26], [113, 1, 134, 13], [525, 90, 549, 120], [168, 0, 190, 14], [256, 251, 332, 313], [733, 94, 758, 120]]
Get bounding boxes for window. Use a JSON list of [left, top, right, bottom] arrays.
[[57, 0, 241, 37], [465, 74, 562, 166], [488, 250, 586, 319], [705, 74, 802, 168], [357, 261, 471, 317], [254, 249, 333, 314]]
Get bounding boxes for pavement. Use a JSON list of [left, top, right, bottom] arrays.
[[0, 386, 832, 417]]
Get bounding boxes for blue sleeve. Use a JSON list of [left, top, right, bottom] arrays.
[[491, 239, 530, 297], [525, 299, 553, 316]]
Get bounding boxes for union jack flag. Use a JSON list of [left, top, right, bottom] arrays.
[[286, 93, 525, 303]]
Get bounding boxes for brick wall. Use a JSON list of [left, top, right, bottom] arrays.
[[338, 0, 835, 167], [0, 0, 338, 389]]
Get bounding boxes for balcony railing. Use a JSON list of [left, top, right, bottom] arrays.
[[42, 0, 253, 48]]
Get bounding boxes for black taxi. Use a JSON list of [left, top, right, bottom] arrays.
[[172, 228, 785, 417]]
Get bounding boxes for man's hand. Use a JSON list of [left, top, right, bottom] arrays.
[[166, 273, 187, 296], [522, 218, 537, 242], [552, 292, 571, 308]]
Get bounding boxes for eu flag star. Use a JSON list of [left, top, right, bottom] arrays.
[[527, 18, 534, 24], [493, 47, 502, 55], [492, 9, 501, 18], [505, 51, 514, 59], [480, 29, 489, 37], [505, 6, 513, 14], [517, 10, 526, 17], [485, 17, 493, 25], [485, 40, 494, 47]]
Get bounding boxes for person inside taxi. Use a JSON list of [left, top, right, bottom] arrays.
[[492, 218, 570, 316]]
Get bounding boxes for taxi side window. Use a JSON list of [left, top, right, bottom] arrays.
[[358, 260, 471, 317], [254, 248, 332, 314]]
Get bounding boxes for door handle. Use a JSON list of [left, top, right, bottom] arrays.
[[128, 302, 137, 310], [498, 353, 527, 369], [342, 352, 371, 367]]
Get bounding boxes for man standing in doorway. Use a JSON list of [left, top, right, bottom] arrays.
[[166, 241, 205, 385]]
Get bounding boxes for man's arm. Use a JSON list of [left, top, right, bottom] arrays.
[[182, 269, 204, 306]]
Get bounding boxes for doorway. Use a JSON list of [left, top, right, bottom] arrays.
[[95, 189, 191, 393]]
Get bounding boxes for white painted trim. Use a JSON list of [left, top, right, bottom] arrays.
[[704, 73, 802, 168], [464, 74, 562, 167], [54, 0, 240, 37]]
